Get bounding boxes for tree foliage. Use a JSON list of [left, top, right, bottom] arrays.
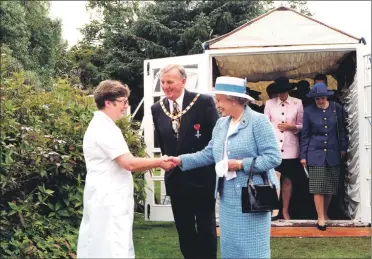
[[283, 1, 313, 16], [0, 1, 65, 86], [56, 42, 106, 90]]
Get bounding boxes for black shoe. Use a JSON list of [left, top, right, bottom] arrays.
[[271, 215, 280, 221], [316, 223, 327, 231]]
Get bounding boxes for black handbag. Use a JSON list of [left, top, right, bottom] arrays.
[[242, 158, 280, 213]]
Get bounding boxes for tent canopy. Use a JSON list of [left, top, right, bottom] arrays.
[[204, 7, 361, 82], [205, 6, 361, 49]]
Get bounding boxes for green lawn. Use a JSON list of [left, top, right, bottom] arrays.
[[133, 214, 370, 258], [152, 167, 162, 204]]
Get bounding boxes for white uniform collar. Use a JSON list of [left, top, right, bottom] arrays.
[[94, 110, 117, 126]]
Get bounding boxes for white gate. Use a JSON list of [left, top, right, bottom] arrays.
[[143, 54, 210, 221]]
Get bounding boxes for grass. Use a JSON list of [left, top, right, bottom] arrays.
[[133, 214, 371, 258], [152, 167, 162, 204]]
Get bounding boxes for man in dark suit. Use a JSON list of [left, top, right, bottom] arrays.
[[151, 64, 219, 259]]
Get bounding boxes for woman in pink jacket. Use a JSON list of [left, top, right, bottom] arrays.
[[264, 77, 304, 220]]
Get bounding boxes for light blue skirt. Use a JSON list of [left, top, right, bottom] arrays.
[[219, 179, 271, 258]]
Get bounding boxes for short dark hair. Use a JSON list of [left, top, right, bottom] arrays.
[[314, 74, 328, 85], [297, 80, 310, 91], [93, 80, 130, 110]]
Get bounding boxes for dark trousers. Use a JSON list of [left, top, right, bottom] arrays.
[[170, 195, 217, 259]]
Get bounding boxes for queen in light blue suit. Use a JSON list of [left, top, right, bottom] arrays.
[[172, 76, 282, 258]]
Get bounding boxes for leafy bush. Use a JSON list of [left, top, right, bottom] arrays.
[[0, 51, 147, 258]]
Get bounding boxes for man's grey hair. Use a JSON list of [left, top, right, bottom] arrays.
[[225, 95, 250, 106], [160, 64, 187, 79]]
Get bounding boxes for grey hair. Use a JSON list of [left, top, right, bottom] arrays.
[[160, 64, 187, 79], [226, 95, 250, 106]]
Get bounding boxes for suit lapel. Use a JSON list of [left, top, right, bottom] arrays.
[[177, 90, 194, 151], [165, 97, 177, 134], [162, 98, 173, 128], [163, 98, 171, 114]]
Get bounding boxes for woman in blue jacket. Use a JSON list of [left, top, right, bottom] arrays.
[[300, 83, 347, 231], [170, 76, 281, 258]]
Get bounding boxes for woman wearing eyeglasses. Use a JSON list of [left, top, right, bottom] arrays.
[[77, 80, 176, 258], [300, 82, 347, 231]]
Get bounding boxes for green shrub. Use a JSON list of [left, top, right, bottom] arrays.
[[0, 52, 148, 258]]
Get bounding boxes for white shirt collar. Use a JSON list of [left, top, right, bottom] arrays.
[[169, 90, 185, 112]]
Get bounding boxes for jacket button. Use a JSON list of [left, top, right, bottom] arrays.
[[324, 118, 327, 120], [324, 141, 327, 144], [323, 110, 326, 113], [282, 104, 284, 107], [282, 113, 284, 115], [281, 131, 284, 133], [281, 149, 284, 152], [325, 133, 328, 136], [324, 149, 327, 151], [325, 126, 328, 128], [282, 121, 285, 123], [280, 140, 283, 142]]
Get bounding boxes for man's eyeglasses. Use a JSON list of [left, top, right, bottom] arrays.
[[114, 99, 129, 105]]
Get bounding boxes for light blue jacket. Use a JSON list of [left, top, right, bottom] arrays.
[[180, 106, 282, 198]]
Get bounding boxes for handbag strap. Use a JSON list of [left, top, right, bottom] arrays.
[[247, 158, 270, 186], [247, 157, 257, 185]]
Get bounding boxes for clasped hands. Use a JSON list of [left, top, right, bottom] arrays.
[[277, 122, 295, 132], [160, 156, 243, 172]]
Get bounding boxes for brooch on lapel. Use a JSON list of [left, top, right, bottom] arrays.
[[194, 124, 201, 138]]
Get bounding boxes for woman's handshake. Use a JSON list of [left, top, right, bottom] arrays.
[[161, 156, 182, 171], [159, 155, 181, 171]]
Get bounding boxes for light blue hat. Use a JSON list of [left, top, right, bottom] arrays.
[[210, 76, 254, 101]]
